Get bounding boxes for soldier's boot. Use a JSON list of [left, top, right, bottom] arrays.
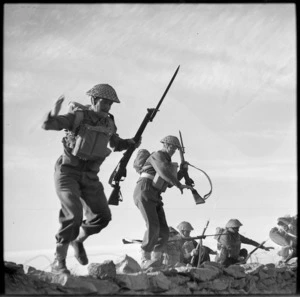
[[151, 251, 164, 267], [140, 249, 153, 270], [70, 228, 89, 265], [51, 243, 70, 275]]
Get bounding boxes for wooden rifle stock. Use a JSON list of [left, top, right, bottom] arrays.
[[179, 131, 205, 205], [108, 66, 180, 205]]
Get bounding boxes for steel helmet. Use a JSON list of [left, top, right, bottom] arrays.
[[86, 84, 120, 103], [177, 221, 194, 231], [277, 216, 292, 226], [225, 219, 243, 228], [169, 226, 178, 234], [160, 135, 181, 148]]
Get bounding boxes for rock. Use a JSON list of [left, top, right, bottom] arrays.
[[231, 277, 246, 289], [167, 274, 190, 286], [115, 254, 142, 274], [224, 265, 246, 278], [83, 277, 120, 294], [88, 260, 116, 280], [163, 286, 192, 295], [190, 267, 220, 282], [209, 276, 231, 291], [115, 272, 149, 291], [241, 262, 264, 275], [147, 271, 172, 292]]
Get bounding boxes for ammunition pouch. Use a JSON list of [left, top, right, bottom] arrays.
[[152, 162, 178, 192], [72, 124, 112, 160]]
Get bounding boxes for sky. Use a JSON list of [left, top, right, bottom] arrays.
[[4, 3, 297, 273]]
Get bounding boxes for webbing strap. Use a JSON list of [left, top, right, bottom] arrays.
[[188, 163, 213, 200]]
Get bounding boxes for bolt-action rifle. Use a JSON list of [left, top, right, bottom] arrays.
[[178, 131, 213, 205], [122, 233, 222, 245], [108, 66, 180, 206], [190, 220, 210, 267]]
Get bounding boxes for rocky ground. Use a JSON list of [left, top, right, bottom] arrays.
[[4, 255, 298, 295]]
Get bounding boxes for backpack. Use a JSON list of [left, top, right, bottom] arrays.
[[133, 149, 151, 174]]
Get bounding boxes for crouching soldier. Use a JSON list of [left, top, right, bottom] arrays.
[[269, 215, 297, 263], [177, 221, 216, 267], [42, 84, 140, 274], [162, 227, 182, 267], [215, 219, 272, 267], [133, 136, 193, 269]]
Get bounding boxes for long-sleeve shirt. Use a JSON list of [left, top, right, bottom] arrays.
[[218, 229, 260, 259], [142, 150, 181, 188], [42, 109, 131, 173]]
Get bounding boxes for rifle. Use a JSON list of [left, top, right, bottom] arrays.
[[178, 131, 213, 204], [122, 233, 221, 244], [237, 240, 274, 264], [191, 220, 210, 267], [107, 66, 180, 206]]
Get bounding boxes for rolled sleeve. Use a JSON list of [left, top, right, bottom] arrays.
[[42, 112, 75, 131]]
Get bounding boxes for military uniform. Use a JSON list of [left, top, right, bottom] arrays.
[[42, 84, 133, 274], [43, 109, 131, 245], [133, 136, 187, 268], [216, 229, 261, 267]]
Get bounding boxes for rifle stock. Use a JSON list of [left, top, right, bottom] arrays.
[[108, 66, 180, 205], [179, 131, 205, 205]]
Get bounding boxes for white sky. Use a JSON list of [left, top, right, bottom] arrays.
[[4, 3, 297, 269]]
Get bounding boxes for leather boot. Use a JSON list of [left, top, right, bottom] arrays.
[[71, 228, 89, 265], [140, 249, 152, 269], [51, 243, 70, 275], [151, 251, 163, 266]]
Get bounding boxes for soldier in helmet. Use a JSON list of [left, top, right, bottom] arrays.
[[162, 226, 182, 267], [133, 135, 193, 269], [177, 221, 217, 266], [269, 215, 297, 263], [216, 219, 272, 267], [42, 84, 141, 274]]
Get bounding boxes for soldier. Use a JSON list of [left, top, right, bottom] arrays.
[[216, 219, 272, 267], [42, 84, 140, 274], [177, 221, 216, 266], [162, 227, 182, 267], [269, 215, 297, 263], [133, 136, 193, 269]]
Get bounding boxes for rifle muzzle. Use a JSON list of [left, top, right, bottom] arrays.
[[108, 184, 122, 206]]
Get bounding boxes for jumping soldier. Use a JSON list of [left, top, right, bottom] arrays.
[[133, 135, 193, 269], [215, 219, 272, 267], [177, 221, 216, 266], [42, 84, 140, 274]]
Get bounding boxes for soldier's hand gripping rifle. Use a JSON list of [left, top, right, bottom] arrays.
[[191, 220, 210, 267], [178, 131, 213, 205], [107, 66, 180, 206]]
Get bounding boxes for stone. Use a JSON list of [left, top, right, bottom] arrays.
[[231, 277, 246, 289], [190, 267, 220, 282], [224, 265, 246, 278], [115, 273, 149, 291], [209, 276, 231, 291], [147, 271, 172, 292], [84, 277, 120, 294], [115, 254, 142, 274], [88, 261, 116, 280], [241, 262, 264, 275]]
